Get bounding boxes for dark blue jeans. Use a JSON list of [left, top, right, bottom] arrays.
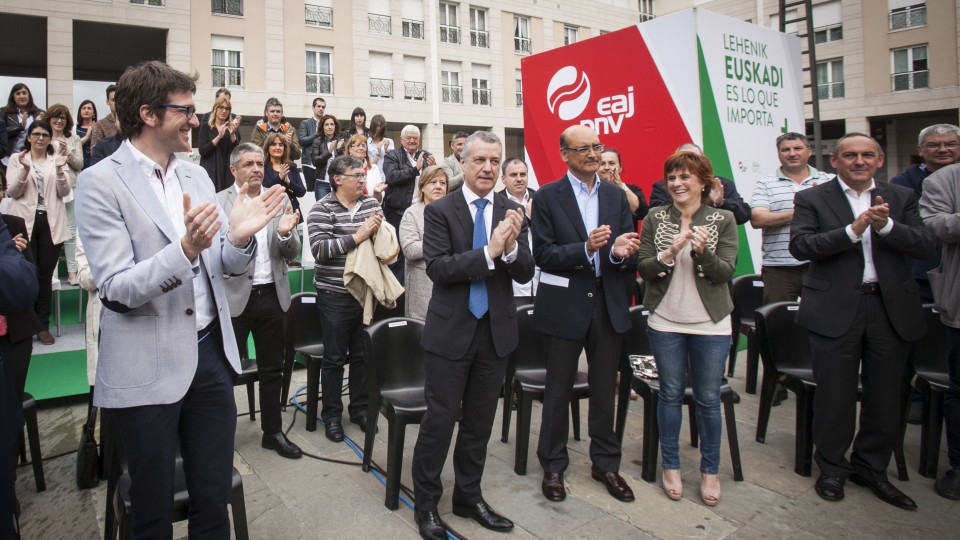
[[314, 179, 331, 200], [316, 289, 368, 422], [946, 327, 960, 469], [647, 327, 730, 474]]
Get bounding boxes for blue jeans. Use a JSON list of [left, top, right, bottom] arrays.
[[314, 179, 331, 200], [647, 327, 730, 474]]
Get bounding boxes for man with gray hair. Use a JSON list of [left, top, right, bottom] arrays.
[[218, 142, 302, 459], [382, 124, 436, 229], [440, 131, 469, 192], [250, 97, 301, 159]]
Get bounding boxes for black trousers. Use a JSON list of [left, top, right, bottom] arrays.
[[538, 293, 623, 474], [810, 293, 909, 481], [412, 318, 506, 512], [383, 208, 406, 283], [231, 283, 285, 435], [0, 358, 24, 540], [302, 165, 317, 192], [316, 290, 368, 422], [0, 334, 31, 399], [29, 211, 62, 331], [110, 322, 237, 540]]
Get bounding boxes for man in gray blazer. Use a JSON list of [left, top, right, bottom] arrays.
[[75, 61, 285, 539], [218, 142, 302, 459]]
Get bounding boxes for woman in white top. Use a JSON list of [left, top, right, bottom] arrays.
[[46, 103, 84, 285], [366, 114, 394, 166]]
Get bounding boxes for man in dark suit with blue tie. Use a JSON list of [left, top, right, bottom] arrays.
[[411, 131, 535, 540], [533, 125, 641, 504]]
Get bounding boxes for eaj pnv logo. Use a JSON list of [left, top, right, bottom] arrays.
[[547, 66, 591, 121]]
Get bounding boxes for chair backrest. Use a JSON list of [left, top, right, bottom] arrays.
[[286, 292, 322, 351], [363, 317, 426, 393], [509, 304, 545, 372], [624, 305, 653, 357], [911, 304, 949, 377], [754, 301, 810, 373], [730, 274, 764, 324]]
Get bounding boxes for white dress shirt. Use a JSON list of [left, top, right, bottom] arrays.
[[837, 177, 894, 284]]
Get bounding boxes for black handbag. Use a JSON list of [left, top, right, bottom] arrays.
[[76, 406, 100, 489]]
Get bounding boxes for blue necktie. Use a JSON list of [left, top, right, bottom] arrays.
[[469, 198, 489, 319]]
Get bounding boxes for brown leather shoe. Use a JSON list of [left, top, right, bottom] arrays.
[[541, 471, 565, 501], [37, 330, 55, 345], [591, 466, 635, 502]]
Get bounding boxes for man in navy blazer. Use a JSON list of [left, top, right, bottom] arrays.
[[76, 61, 285, 538], [790, 133, 934, 510], [411, 131, 534, 540], [532, 125, 641, 504]]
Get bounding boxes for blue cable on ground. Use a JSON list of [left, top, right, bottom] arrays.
[[288, 385, 465, 540]]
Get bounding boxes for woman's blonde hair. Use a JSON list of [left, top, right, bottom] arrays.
[[208, 95, 232, 129], [418, 165, 449, 203]]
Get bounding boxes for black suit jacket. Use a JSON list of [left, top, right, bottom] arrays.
[[381, 148, 425, 214], [0, 215, 42, 342], [789, 179, 935, 341], [650, 176, 751, 224], [420, 190, 535, 360], [531, 175, 637, 338]]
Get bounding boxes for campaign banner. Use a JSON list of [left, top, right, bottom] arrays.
[[521, 8, 803, 273]]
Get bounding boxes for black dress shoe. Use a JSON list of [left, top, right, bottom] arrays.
[[415, 510, 448, 540], [452, 500, 514, 532], [936, 469, 960, 500], [850, 474, 917, 510], [324, 419, 344, 442], [351, 415, 378, 434], [814, 474, 845, 501], [261, 432, 303, 459], [591, 467, 635, 502], [542, 471, 566, 501]]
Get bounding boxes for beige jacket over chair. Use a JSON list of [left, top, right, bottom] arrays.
[[344, 221, 404, 323]]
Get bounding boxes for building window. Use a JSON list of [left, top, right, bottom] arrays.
[[889, 2, 926, 31], [129, 0, 164, 5], [472, 79, 490, 106], [814, 23, 842, 43], [514, 16, 531, 54], [369, 52, 393, 98], [402, 0, 424, 38], [470, 7, 488, 48], [439, 2, 460, 44], [403, 56, 426, 101], [563, 25, 578, 46], [892, 45, 928, 90], [368, 0, 391, 34], [515, 70, 523, 107], [305, 1, 333, 28], [639, 0, 655, 22], [815, 59, 844, 99], [211, 35, 243, 88], [212, 0, 243, 16], [441, 63, 462, 104], [306, 47, 333, 94]]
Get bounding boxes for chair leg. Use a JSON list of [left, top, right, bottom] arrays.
[[514, 391, 534, 476], [571, 399, 582, 441], [22, 400, 45, 492], [722, 393, 744, 481], [18, 432, 26, 464], [727, 320, 741, 377], [641, 390, 659, 483], [688, 402, 699, 448], [745, 331, 760, 395], [919, 389, 944, 479], [501, 376, 515, 444], [385, 420, 406, 510], [229, 470, 249, 540], [246, 381, 256, 422], [755, 370, 779, 443], [362, 403, 379, 473], [894, 379, 911, 482], [794, 388, 815, 477], [615, 364, 631, 444], [306, 357, 320, 432], [56, 289, 61, 337]]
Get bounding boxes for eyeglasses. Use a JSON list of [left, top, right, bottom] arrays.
[[562, 144, 605, 155], [29, 132, 50, 139], [161, 104, 197, 119], [339, 172, 367, 180], [921, 141, 960, 150]]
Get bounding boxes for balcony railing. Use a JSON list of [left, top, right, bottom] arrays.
[[368, 13, 391, 35], [816, 82, 844, 100], [370, 78, 394, 98], [813, 23, 842, 44], [129, 0, 164, 5], [441, 84, 462, 104], [514, 37, 531, 54], [892, 70, 929, 91], [439, 24, 460, 44], [516, 92, 523, 107], [404, 81, 426, 101], [307, 73, 333, 94], [472, 88, 491, 106], [212, 66, 243, 88], [889, 5, 926, 30], [402, 19, 424, 39], [305, 5, 333, 28], [470, 29, 489, 48]]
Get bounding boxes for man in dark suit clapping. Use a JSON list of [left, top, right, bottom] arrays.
[[790, 133, 934, 510], [411, 131, 534, 540]]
